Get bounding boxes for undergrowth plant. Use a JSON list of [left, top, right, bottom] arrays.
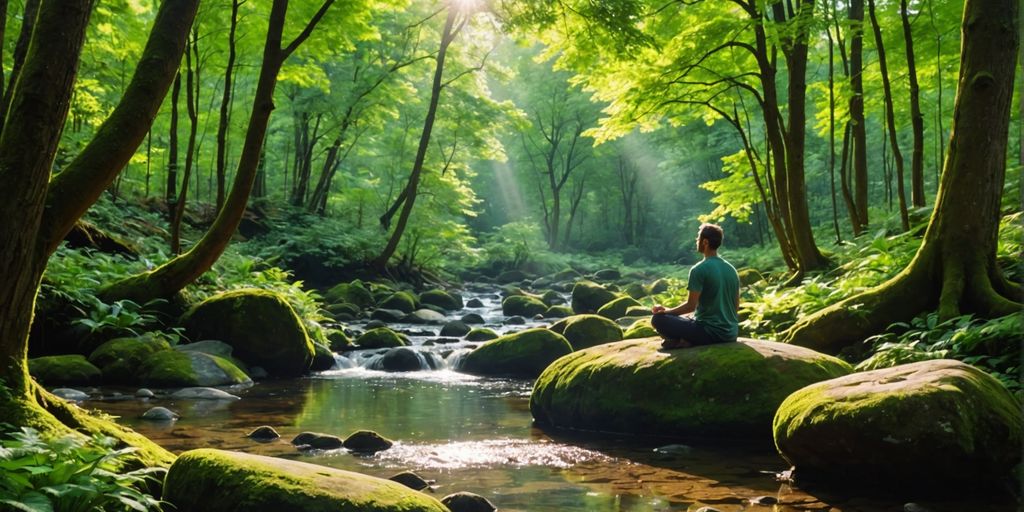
[[0, 426, 166, 512]]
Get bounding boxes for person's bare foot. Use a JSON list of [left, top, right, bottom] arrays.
[[660, 338, 691, 350]]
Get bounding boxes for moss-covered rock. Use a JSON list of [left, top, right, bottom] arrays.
[[531, 338, 852, 439], [548, 317, 570, 334], [501, 295, 548, 317], [623, 318, 657, 339], [540, 290, 565, 306], [551, 269, 582, 282], [496, 270, 529, 283], [326, 303, 361, 321], [355, 328, 409, 349], [163, 449, 448, 512], [465, 328, 498, 342], [138, 350, 251, 388], [773, 359, 1023, 486], [378, 291, 418, 314], [647, 278, 670, 295], [182, 289, 313, 378], [458, 328, 572, 378], [372, 347, 425, 372], [344, 430, 394, 453], [440, 320, 471, 337], [561, 314, 623, 350], [310, 343, 336, 372], [737, 268, 765, 286], [593, 269, 621, 281], [28, 355, 101, 386], [622, 283, 648, 300], [543, 305, 573, 319], [88, 334, 171, 384], [327, 331, 354, 351], [596, 296, 643, 320], [570, 281, 618, 314], [419, 289, 463, 311], [325, 280, 375, 309]]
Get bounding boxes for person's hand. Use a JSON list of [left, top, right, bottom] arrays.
[[652, 304, 666, 314]]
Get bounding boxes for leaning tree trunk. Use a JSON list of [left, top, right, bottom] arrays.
[[782, 0, 1021, 354], [1, 0, 198, 467], [101, 0, 335, 304]]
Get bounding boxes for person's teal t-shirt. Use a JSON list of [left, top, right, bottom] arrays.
[[687, 256, 740, 342]]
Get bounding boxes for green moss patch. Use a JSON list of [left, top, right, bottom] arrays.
[[570, 281, 618, 314], [596, 296, 643, 320], [459, 328, 573, 378], [378, 291, 418, 314], [28, 355, 101, 386], [138, 350, 250, 388], [501, 295, 548, 317], [530, 338, 852, 440], [89, 334, 171, 384], [355, 328, 409, 349], [773, 359, 1022, 486], [623, 318, 657, 339], [163, 449, 448, 512], [561, 314, 623, 350], [419, 289, 462, 311]]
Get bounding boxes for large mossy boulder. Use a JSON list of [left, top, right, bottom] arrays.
[[773, 359, 1022, 486], [419, 289, 462, 311], [355, 328, 409, 349], [465, 328, 498, 342], [622, 318, 657, 340], [28, 355, 101, 386], [379, 291, 418, 314], [561, 314, 623, 350], [88, 334, 171, 384], [531, 338, 852, 439], [324, 280, 375, 309], [596, 296, 643, 320], [458, 328, 572, 378], [501, 295, 547, 317], [163, 449, 448, 512], [570, 281, 618, 314], [182, 289, 313, 378], [138, 350, 251, 387]]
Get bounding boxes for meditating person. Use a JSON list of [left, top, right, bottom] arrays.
[[651, 223, 740, 349]]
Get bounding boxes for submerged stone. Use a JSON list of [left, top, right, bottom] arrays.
[[141, 406, 179, 421], [773, 359, 1023, 487], [171, 387, 241, 400], [247, 426, 280, 440], [51, 388, 90, 401], [531, 338, 852, 439], [163, 449, 447, 511], [344, 430, 394, 453], [441, 491, 496, 512], [389, 471, 431, 491]]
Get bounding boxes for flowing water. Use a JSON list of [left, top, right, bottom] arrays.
[[82, 287, 1017, 511]]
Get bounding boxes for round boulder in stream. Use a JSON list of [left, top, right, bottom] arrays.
[[419, 289, 463, 311], [596, 296, 643, 320], [28, 355, 101, 387], [373, 347, 429, 372], [501, 295, 547, 317], [458, 328, 572, 378], [181, 289, 313, 378], [440, 320, 471, 337], [138, 351, 250, 388], [530, 338, 852, 439], [773, 359, 1022, 487], [344, 430, 394, 453], [163, 449, 447, 511], [570, 281, 618, 314], [561, 314, 623, 350], [355, 328, 409, 349]]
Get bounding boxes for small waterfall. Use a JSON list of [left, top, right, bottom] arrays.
[[361, 347, 446, 372], [332, 354, 356, 369], [445, 348, 473, 371]]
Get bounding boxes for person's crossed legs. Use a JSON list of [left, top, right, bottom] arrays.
[[651, 314, 718, 349]]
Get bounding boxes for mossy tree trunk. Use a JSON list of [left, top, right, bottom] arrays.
[[0, 0, 198, 465], [101, 0, 335, 305], [782, 0, 1021, 353]]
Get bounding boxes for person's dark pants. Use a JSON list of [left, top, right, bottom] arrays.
[[650, 314, 726, 346]]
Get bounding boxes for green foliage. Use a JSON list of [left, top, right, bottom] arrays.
[[0, 427, 166, 512], [857, 312, 1023, 398], [71, 297, 163, 339]]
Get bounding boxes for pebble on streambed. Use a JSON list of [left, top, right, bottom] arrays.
[[141, 406, 179, 421], [246, 426, 280, 441]]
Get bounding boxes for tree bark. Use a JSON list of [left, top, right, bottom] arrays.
[[171, 32, 200, 254], [215, 0, 240, 212], [900, 0, 926, 208], [783, 0, 1021, 354], [0, 0, 37, 135], [374, 7, 460, 270], [102, 0, 336, 303], [166, 73, 181, 213], [849, 0, 869, 235], [868, 0, 910, 231]]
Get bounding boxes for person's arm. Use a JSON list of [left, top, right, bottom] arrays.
[[652, 290, 701, 316]]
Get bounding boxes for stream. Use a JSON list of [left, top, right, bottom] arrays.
[[82, 286, 1017, 511]]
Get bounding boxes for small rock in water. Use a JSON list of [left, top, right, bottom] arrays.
[[441, 492, 496, 512], [749, 496, 778, 506], [344, 430, 393, 453], [364, 320, 387, 329], [135, 388, 155, 398], [308, 434, 345, 450], [141, 406, 179, 421], [693, 507, 722, 512], [904, 503, 933, 512], [51, 388, 89, 401], [460, 313, 485, 324], [249, 366, 269, 379], [171, 387, 240, 400], [504, 316, 526, 325], [652, 444, 692, 457], [465, 298, 485, 308], [291, 432, 319, 446], [246, 426, 280, 440], [389, 471, 432, 491]]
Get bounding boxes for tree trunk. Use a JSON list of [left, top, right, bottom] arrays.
[[827, 6, 842, 243], [215, 0, 240, 212], [102, 0, 336, 303], [374, 7, 459, 270], [166, 73, 181, 212], [849, 0, 869, 235], [868, 0, 910, 231], [0, 0, 36, 135], [171, 33, 200, 254], [783, 0, 1021, 354], [900, 0, 926, 208], [1, 0, 196, 466]]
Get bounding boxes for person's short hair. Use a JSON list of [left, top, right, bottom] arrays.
[[698, 223, 724, 249]]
